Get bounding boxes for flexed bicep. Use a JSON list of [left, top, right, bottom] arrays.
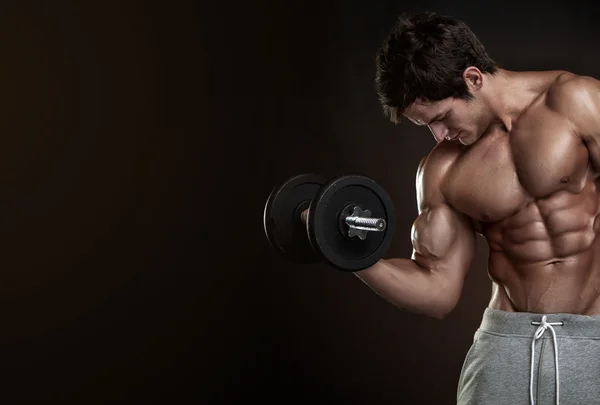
[[354, 145, 476, 318], [411, 145, 477, 290], [411, 204, 476, 279], [412, 205, 456, 260]]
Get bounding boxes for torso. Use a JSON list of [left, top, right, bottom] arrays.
[[441, 72, 600, 314]]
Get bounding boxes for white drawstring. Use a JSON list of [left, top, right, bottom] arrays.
[[530, 315, 563, 405]]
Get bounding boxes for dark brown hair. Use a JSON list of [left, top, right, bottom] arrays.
[[375, 12, 498, 123]]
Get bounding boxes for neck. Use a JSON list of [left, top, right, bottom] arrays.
[[484, 69, 543, 132]]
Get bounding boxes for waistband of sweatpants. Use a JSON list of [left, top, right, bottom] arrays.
[[478, 308, 600, 338]]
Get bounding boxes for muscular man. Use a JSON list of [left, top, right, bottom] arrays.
[[351, 12, 600, 405]]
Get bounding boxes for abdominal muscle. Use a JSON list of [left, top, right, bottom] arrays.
[[484, 180, 600, 315]]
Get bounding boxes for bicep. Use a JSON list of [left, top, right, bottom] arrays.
[[411, 204, 476, 283], [412, 146, 475, 289]]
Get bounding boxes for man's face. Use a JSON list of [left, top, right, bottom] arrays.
[[403, 96, 489, 146]]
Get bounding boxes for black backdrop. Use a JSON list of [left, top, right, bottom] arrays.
[[0, 1, 597, 403]]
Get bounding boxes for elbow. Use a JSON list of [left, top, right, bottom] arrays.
[[429, 305, 454, 320], [426, 285, 462, 320], [392, 296, 458, 320], [428, 301, 458, 320]]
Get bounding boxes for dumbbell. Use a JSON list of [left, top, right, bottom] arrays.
[[263, 173, 396, 271]]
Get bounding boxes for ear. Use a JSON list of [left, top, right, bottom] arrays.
[[462, 67, 483, 91]]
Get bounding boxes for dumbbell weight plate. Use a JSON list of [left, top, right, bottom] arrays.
[[263, 174, 328, 264], [307, 174, 396, 271]]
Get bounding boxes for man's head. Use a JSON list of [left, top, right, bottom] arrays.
[[375, 12, 499, 145]]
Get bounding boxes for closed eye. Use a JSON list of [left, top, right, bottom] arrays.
[[427, 111, 450, 126], [432, 112, 449, 124]]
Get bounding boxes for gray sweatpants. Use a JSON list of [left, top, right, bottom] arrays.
[[457, 308, 600, 405]]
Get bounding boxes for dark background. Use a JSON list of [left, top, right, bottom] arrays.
[[0, 0, 596, 403]]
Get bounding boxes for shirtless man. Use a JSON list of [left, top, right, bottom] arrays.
[[318, 12, 600, 405]]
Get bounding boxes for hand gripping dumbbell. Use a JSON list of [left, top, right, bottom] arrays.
[[263, 174, 396, 271]]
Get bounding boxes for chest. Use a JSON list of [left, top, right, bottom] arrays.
[[443, 116, 590, 223]]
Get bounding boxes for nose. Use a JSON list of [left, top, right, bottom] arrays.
[[428, 123, 448, 143]]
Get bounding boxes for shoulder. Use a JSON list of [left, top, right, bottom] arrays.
[[416, 141, 462, 209], [547, 71, 599, 97], [546, 71, 600, 119], [417, 141, 462, 180]]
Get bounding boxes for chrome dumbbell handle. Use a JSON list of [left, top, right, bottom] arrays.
[[344, 206, 386, 240]]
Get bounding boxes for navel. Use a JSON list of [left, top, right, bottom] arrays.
[[560, 176, 570, 183]]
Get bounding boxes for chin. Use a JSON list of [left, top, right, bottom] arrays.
[[458, 133, 474, 145]]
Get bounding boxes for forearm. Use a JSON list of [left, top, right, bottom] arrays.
[[354, 258, 456, 319]]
